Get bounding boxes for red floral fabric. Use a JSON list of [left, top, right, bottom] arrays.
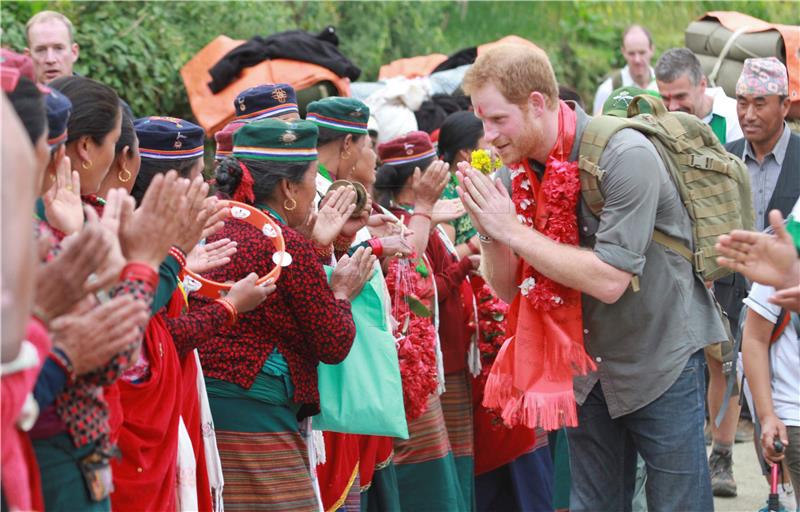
[[54, 267, 158, 450], [165, 301, 229, 359], [194, 217, 356, 412]]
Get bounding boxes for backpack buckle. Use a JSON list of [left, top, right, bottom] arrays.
[[694, 251, 705, 272], [691, 155, 710, 169]]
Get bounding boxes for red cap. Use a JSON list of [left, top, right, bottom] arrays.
[[0, 49, 36, 93], [214, 120, 248, 159], [377, 131, 437, 166]]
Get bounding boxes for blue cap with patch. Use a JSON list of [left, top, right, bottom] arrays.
[[234, 83, 299, 121], [135, 116, 205, 160], [45, 87, 72, 148]]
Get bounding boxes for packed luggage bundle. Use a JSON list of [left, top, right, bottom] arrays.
[[685, 11, 800, 119], [181, 32, 353, 135]]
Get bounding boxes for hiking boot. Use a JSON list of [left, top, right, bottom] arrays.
[[709, 449, 737, 497]]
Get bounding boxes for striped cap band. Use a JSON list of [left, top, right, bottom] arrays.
[[48, 131, 67, 147], [233, 145, 318, 162], [381, 148, 438, 166], [140, 145, 204, 160], [306, 112, 368, 134], [236, 103, 299, 121], [215, 149, 232, 159]]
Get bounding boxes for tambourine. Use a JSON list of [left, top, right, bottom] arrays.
[[327, 180, 368, 217], [179, 201, 290, 299]]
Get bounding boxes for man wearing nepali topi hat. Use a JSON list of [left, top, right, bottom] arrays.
[[712, 58, 800, 497], [723, 56, 800, 509], [727, 57, 798, 232], [715, 57, 799, 310]]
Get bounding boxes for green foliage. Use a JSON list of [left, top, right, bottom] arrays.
[[1, 0, 795, 122]]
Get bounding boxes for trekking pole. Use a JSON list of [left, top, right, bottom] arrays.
[[768, 440, 785, 512]]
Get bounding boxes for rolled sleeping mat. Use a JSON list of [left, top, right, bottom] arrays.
[[696, 54, 744, 99], [685, 21, 786, 63]]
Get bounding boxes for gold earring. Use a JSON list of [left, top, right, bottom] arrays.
[[341, 150, 351, 160], [118, 166, 132, 183], [284, 197, 297, 211], [81, 160, 92, 170]]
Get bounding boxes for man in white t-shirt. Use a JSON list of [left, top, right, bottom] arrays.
[[655, 47, 742, 144], [592, 25, 658, 115], [742, 280, 800, 510]]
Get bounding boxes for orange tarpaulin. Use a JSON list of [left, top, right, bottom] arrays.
[[702, 11, 800, 117], [180, 35, 351, 135], [379, 54, 448, 80], [376, 35, 541, 82]]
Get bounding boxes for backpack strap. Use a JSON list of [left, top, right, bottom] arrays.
[[627, 94, 689, 141], [651, 231, 694, 263], [610, 69, 623, 90], [578, 115, 632, 216], [579, 115, 645, 292]]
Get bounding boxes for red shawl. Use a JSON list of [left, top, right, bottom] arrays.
[[316, 432, 360, 511], [110, 313, 181, 511], [482, 101, 595, 431]]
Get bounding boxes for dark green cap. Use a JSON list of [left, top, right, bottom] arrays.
[[233, 118, 319, 162], [306, 97, 370, 135], [602, 86, 662, 117]]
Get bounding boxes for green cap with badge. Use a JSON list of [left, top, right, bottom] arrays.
[[233, 118, 319, 162], [602, 86, 662, 118], [306, 97, 370, 135]]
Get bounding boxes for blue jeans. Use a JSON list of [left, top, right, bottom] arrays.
[[567, 350, 712, 512]]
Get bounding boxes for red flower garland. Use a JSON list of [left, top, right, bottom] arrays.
[[509, 156, 581, 311], [470, 283, 509, 425], [385, 258, 439, 421]]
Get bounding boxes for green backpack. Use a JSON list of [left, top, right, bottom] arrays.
[[578, 94, 755, 286]]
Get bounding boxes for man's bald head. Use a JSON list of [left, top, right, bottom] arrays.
[[621, 25, 654, 88]]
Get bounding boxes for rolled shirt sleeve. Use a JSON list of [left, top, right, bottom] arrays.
[[592, 133, 664, 276]]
